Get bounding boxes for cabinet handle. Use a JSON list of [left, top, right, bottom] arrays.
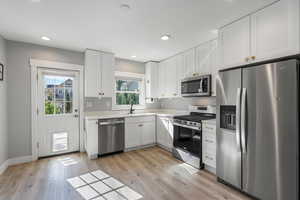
[[245, 57, 250, 62], [251, 56, 256, 61], [138, 124, 143, 127]]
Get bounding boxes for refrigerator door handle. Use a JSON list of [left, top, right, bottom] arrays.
[[236, 88, 242, 152], [241, 88, 247, 153]]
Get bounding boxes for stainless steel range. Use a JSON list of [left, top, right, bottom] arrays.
[[172, 106, 216, 169]]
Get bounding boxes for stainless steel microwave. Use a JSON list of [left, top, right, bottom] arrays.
[[181, 75, 211, 97]]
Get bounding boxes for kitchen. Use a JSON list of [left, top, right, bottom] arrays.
[[0, 0, 299, 200]]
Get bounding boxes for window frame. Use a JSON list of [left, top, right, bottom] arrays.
[[112, 71, 146, 110]]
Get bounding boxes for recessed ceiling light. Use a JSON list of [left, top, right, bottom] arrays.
[[41, 36, 51, 41], [131, 55, 137, 58], [161, 34, 171, 41], [120, 4, 131, 11]]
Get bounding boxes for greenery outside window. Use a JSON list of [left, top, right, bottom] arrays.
[[113, 71, 145, 110]]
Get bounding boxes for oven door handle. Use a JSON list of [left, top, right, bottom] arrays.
[[173, 122, 201, 131]]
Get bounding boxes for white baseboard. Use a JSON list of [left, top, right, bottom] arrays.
[[0, 160, 9, 175], [0, 155, 33, 175], [7, 155, 33, 166]]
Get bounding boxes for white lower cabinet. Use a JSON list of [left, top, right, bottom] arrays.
[[85, 119, 99, 159], [202, 120, 216, 169], [125, 116, 156, 150], [156, 116, 173, 151]]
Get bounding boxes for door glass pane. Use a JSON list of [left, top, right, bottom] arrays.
[[52, 132, 68, 152], [44, 75, 74, 115]]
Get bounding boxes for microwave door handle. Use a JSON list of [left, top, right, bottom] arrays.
[[241, 88, 247, 153], [236, 88, 242, 152], [199, 79, 203, 93]]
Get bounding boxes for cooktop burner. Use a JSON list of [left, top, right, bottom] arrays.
[[174, 113, 216, 123]]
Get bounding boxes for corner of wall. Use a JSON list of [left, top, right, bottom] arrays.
[[0, 35, 8, 174]]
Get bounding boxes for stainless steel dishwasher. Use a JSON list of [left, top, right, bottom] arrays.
[[98, 118, 125, 156]]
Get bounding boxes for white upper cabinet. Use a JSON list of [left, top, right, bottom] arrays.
[[219, 0, 300, 68], [165, 57, 178, 98], [195, 41, 213, 76], [251, 0, 299, 62], [145, 62, 159, 99], [101, 52, 114, 98], [219, 16, 251, 68], [85, 50, 101, 97], [158, 61, 167, 98], [85, 49, 115, 98], [182, 48, 196, 78]]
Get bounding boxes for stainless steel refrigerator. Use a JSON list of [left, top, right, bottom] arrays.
[[216, 59, 299, 200]]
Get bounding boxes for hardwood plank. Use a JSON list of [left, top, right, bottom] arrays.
[[0, 147, 252, 200]]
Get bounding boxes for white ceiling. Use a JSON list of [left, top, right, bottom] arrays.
[[0, 0, 276, 62]]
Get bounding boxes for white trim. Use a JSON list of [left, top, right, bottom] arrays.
[[0, 160, 8, 175], [112, 71, 146, 110], [114, 71, 145, 79], [0, 156, 33, 175], [30, 59, 84, 161], [6, 156, 33, 166]]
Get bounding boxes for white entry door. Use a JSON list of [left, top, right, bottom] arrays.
[[37, 68, 80, 157]]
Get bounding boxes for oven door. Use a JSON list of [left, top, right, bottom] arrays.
[[173, 123, 202, 157]]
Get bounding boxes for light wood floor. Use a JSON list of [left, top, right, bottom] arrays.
[[0, 147, 252, 200]]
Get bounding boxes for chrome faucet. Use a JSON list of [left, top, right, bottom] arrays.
[[129, 102, 135, 114]]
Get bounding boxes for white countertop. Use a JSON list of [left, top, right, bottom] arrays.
[[85, 109, 189, 120]]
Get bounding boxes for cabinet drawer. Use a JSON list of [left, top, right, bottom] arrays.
[[203, 151, 216, 168], [203, 132, 216, 145], [202, 123, 216, 133], [125, 116, 156, 124]]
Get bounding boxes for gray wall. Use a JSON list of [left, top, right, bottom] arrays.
[[115, 58, 145, 74], [6, 40, 84, 159], [0, 36, 7, 166]]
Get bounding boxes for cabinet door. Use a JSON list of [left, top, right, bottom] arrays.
[[182, 49, 195, 78], [219, 16, 251, 68], [210, 39, 219, 96], [166, 119, 174, 149], [141, 121, 156, 145], [85, 119, 98, 159], [125, 123, 141, 149], [101, 52, 114, 98], [175, 54, 184, 96], [251, 0, 299, 62], [166, 57, 178, 98], [158, 62, 166, 98], [195, 41, 212, 76], [85, 50, 101, 97], [157, 117, 168, 146], [145, 62, 159, 99]]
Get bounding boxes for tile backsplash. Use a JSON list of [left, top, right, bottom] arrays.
[[159, 97, 216, 110], [84, 97, 161, 112], [85, 97, 216, 112]]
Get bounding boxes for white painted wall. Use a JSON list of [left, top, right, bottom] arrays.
[[0, 35, 7, 167], [6, 41, 84, 159]]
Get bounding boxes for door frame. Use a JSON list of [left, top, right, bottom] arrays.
[[30, 59, 84, 161]]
